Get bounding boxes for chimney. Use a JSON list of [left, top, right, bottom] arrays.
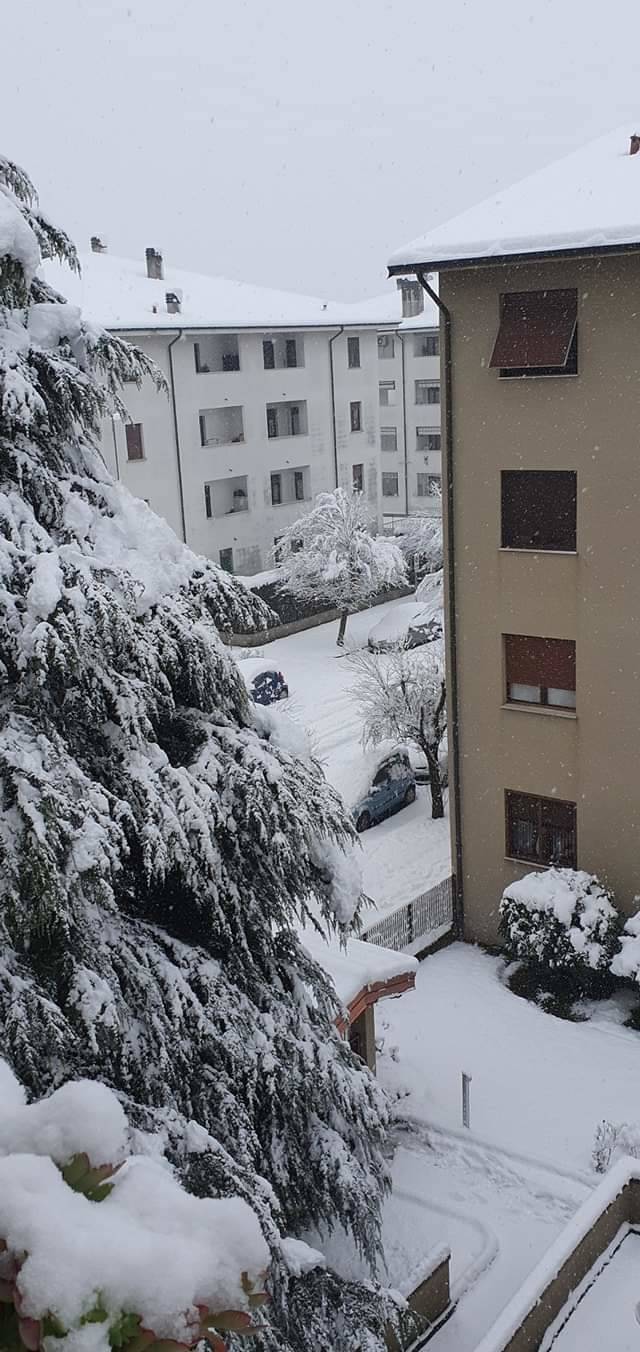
[[396, 277, 424, 319], [165, 289, 182, 315], [90, 236, 107, 253], [630, 134, 640, 156], [145, 247, 164, 280]]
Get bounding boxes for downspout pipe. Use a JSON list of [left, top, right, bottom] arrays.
[[328, 326, 344, 489], [167, 329, 188, 543], [395, 330, 409, 516], [416, 270, 464, 938]]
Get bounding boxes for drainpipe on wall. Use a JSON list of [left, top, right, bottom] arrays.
[[416, 270, 464, 938], [328, 327, 344, 489], [111, 416, 121, 481], [396, 330, 409, 516], [167, 329, 188, 543]]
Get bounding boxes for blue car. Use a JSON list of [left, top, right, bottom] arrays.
[[352, 748, 416, 833]]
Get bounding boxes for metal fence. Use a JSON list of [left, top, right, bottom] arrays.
[[362, 875, 454, 953]]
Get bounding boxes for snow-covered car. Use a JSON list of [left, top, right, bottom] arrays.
[[237, 657, 289, 706], [408, 743, 449, 787], [368, 601, 443, 652], [331, 743, 416, 833]]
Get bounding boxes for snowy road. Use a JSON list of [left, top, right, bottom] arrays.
[[244, 598, 451, 915]]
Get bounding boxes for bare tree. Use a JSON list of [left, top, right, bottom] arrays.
[[350, 646, 447, 818], [275, 488, 406, 646]]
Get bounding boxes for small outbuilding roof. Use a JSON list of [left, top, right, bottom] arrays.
[[389, 126, 640, 274], [300, 926, 417, 1017]]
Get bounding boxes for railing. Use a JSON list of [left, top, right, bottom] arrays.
[[362, 875, 454, 953]]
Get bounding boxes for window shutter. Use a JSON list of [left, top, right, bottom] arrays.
[[501, 471, 576, 551], [505, 636, 575, 690], [490, 290, 577, 370]]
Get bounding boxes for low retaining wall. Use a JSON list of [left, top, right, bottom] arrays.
[[386, 1247, 451, 1351], [223, 586, 414, 647], [475, 1161, 640, 1352]]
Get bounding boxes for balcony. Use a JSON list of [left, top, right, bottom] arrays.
[[270, 465, 310, 506], [266, 400, 308, 439], [204, 475, 249, 519], [263, 335, 305, 369], [194, 335, 240, 373], [199, 406, 244, 447]]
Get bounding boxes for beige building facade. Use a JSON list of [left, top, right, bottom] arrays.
[[389, 127, 640, 944]]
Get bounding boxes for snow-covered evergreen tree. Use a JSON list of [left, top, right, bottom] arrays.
[[350, 647, 447, 819], [275, 488, 406, 645], [0, 157, 404, 1351]]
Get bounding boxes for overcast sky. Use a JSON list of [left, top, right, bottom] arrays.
[[3, 0, 639, 299]]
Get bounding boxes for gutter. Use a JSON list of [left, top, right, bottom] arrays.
[[328, 326, 344, 488], [167, 329, 188, 543], [415, 269, 464, 938], [395, 330, 409, 516], [388, 238, 640, 277]]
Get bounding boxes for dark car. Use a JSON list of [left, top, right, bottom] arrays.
[[238, 658, 289, 706]]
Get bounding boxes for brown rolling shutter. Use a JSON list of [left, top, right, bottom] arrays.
[[501, 471, 577, 551], [490, 290, 577, 370], [505, 636, 575, 690]]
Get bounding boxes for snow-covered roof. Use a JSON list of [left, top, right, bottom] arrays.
[[389, 126, 640, 272], [300, 927, 417, 1010], [42, 251, 438, 333]]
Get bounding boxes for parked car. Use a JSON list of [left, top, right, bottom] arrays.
[[237, 657, 289, 706], [368, 600, 443, 651], [350, 747, 417, 832], [409, 743, 449, 787]]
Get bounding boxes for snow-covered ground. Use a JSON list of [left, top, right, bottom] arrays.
[[370, 943, 640, 1348], [240, 597, 451, 915]]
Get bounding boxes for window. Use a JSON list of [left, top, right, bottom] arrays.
[[352, 463, 364, 493], [270, 473, 282, 505], [505, 790, 577, 868], [219, 548, 234, 574], [379, 380, 396, 407], [382, 472, 399, 497], [262, 336, 303, 369], [415, 380, 440, 405], [378, 334, 395, 359], [414, 333, 439, 358], [501, 471, 577, 551], [125, 422, 144, 461], [491, 289, 578, 377], [266, 400, 308, 438], [350, 400, 362, 432], [417, 473, 440, 497], [347, 336, 360, 369], [204, 484, 212, 519], [416, 428, 441, 452], [505, 635, 576, 709], [380, 427, 397, 453], [294, 470, 304, 501]]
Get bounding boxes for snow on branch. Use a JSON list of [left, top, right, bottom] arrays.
[[0, 1065, 268, 1352]]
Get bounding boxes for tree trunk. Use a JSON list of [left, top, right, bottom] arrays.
[[425, 746, 445, 819], [337, 610, 348, 647]]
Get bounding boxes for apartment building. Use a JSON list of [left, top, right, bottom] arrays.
[[388, 126, 640, 943], [44, 247, 440, 576]]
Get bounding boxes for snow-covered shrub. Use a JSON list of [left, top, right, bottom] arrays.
[[611, 908, 640, 984], [388, 513, 443, 580], [0, 1065, 268, 1352], [592, 1118, 640, 1174], [499, 869, 621, 980]]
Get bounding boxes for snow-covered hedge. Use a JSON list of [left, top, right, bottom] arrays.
[[499, 868, 621, 977], [611, 909, 640, 983], [0, 1064, 268, 1352]]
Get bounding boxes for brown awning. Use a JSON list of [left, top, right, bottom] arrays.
[[490, 289, 577, 369], [505, 634, 576, 689]]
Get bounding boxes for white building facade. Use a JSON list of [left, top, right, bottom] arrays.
[[46, 249, 440, 575]]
